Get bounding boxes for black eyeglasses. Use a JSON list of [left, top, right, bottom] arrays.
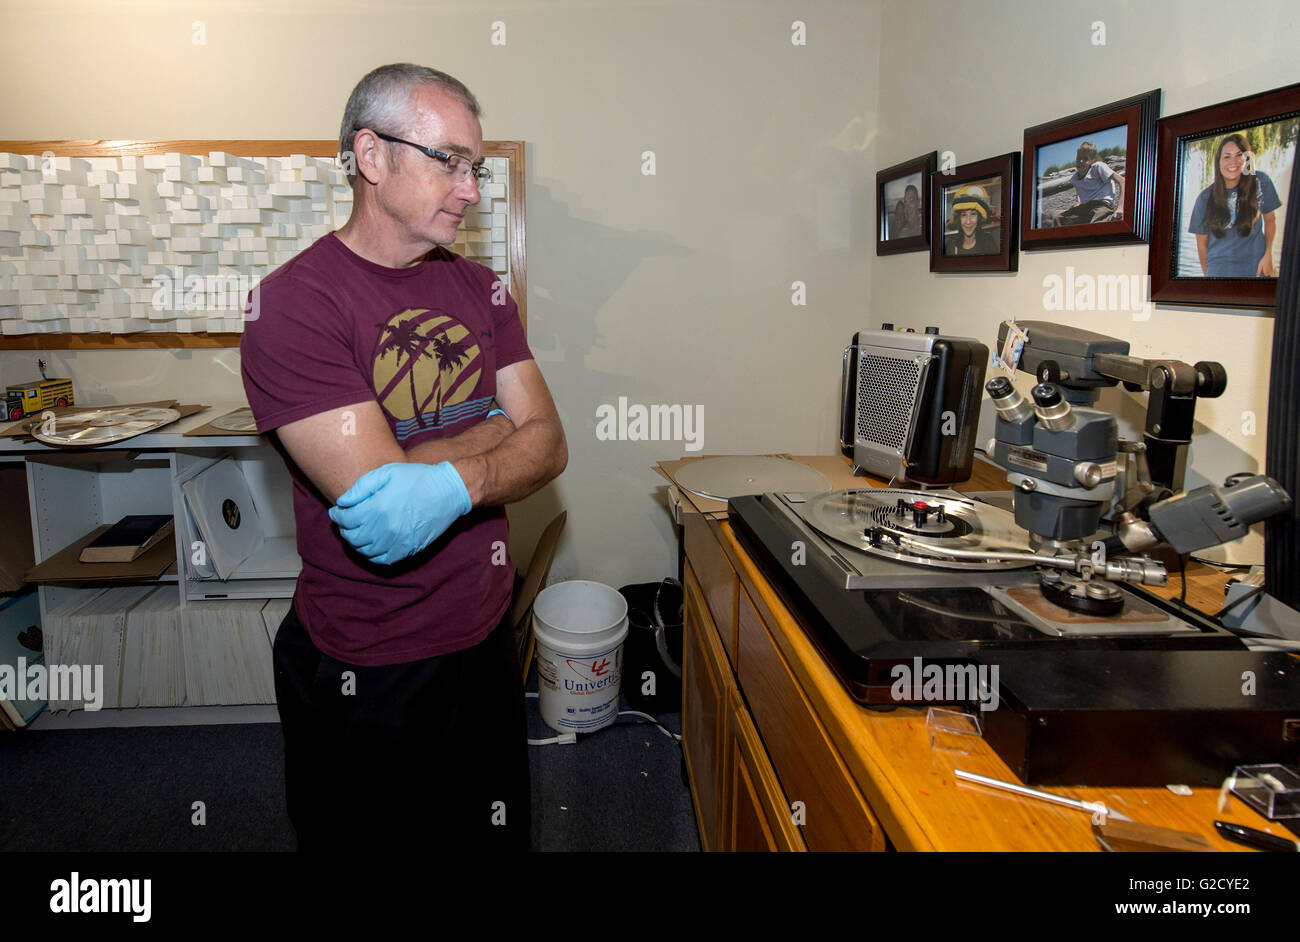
[[372, 131, 493, 189]]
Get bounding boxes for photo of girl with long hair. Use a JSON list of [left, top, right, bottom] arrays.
[[1185, 129, 1288, 278]]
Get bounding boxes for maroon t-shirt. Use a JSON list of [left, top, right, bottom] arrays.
[[240, 233, 533, 666]]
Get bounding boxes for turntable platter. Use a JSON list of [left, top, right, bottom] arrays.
[[798, 489, 1033, 570], [28, 407, 181, 446]]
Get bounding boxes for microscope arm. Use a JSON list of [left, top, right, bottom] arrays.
[[1089, 354, 1228, 495]]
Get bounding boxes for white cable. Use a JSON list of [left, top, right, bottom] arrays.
[[528, 732, 577, 746], [617, 710, 682, 741], [524, 694, 575, 743]]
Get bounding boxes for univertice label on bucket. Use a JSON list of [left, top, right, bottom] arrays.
[[536, 646, 623, 731]]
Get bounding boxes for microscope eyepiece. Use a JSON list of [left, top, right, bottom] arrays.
[[986, 376, 1014, 398], [1031, 383, 1063, 407]]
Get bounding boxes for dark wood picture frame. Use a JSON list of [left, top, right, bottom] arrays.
[[876, 152, 935, 255], [929, 152, 1019, 273], [1021, 89, 1160, 250], [1150, 82, 1300, 308]]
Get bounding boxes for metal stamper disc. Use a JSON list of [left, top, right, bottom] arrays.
[[210, 408, 257, 432], [673, 456, 832, 501], [798, 488, 1034, 570], [30, 407, 181, 446]]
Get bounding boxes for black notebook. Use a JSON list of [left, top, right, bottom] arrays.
[[79, 515, 175, 563]]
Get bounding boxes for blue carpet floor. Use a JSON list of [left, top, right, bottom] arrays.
[[0, 679, 699, 853]]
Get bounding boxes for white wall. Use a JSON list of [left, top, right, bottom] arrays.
[[872, 0, 1298, 520], [0, 0, 880, 585]]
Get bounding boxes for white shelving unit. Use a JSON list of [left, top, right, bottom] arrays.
[[2, 403, 300, 724]]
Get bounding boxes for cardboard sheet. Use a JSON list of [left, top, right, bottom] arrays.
[[24, 523, 177, 583], [511, 510, 567, 679]]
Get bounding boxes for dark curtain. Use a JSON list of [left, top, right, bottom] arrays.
[[1265, 158, 1300, 608]]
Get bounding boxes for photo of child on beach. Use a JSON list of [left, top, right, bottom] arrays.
[[1033, 125, 1126, 229]]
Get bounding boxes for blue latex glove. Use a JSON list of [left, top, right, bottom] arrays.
[[328, 461, 472, 565]]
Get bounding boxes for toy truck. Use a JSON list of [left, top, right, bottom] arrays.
[[5, 378, 75, 421]]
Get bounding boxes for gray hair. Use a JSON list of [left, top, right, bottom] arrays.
[[338, 63, 481, 186]]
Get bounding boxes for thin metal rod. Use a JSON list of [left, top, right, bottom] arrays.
[[954, 769, 1132, 821]]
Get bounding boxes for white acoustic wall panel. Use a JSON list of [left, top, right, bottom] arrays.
[[0, 152, 512, 335]]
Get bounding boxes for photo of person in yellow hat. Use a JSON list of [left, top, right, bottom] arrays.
[[943, 182, 1001, 256]]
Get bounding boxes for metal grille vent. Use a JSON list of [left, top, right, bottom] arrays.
[[856, 353, 921, 450]]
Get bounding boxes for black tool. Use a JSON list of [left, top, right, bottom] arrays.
[[1214, 820, 1300, 852]]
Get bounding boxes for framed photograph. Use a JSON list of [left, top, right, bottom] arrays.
[[929, 152, 1019, 273], [877, 152, 935, 255], [1021, 89, 1160, 250], [1150, 82, 1300, 308]]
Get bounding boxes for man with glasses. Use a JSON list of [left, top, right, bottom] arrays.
[[240, 63, 566, 852]]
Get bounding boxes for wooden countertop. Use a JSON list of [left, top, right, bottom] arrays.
[[701, 455, 1289, 852]]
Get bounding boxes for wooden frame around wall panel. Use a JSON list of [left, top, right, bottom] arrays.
[[0, 139, 527, 348]]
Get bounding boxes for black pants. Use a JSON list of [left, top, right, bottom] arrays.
[[272, 599, 531, 852]]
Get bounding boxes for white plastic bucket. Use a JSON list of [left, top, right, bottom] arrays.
[[533, 580, 629, 733]]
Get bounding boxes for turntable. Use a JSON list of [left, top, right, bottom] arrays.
[[724, 320, 1300, 785], [729, 487, 1237, 704], [750, 487, 1212, 641]]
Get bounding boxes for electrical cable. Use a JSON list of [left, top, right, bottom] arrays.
[[528, 733, 577, 746], [524, 693, 578, 744], [616, 710, 682, 742], [1213, 585, 1265, 620], [525, 694, 682, 744], [1189, 555, 1259, 570]]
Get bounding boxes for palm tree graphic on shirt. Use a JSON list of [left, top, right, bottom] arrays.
[[373, 308, 482, 432], [427, 332, 472, 426]]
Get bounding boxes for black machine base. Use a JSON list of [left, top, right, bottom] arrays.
[[726, 491, 1300, 787], [981, 649, 1300, 786]]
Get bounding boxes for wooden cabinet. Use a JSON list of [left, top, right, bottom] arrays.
[[684, 560, 805, 852], [721, 686, 805, 851], [681, 509, 886, 853], [682, 562, 727, 851], [736, 585, 884, 851], [683, 511, 737, 663]]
